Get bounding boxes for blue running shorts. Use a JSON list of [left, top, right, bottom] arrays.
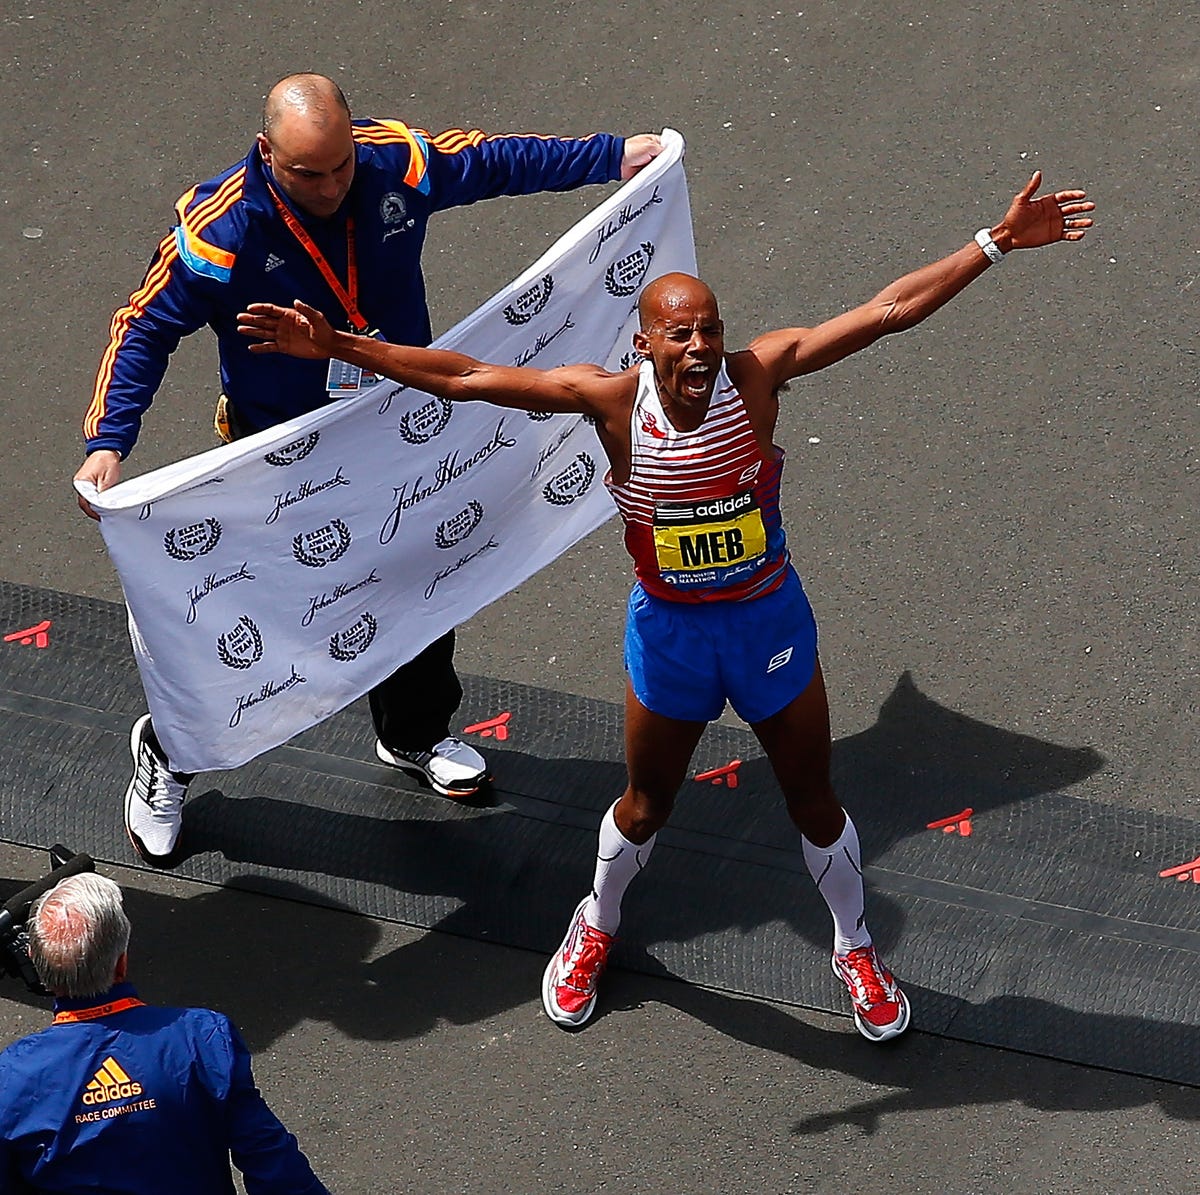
[[624, 566, 818, 724]]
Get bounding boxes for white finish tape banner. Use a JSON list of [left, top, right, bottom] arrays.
[[79, 129, 695, 773]]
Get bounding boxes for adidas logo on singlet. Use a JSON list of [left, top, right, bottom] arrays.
[[264, 253, 285, 272]]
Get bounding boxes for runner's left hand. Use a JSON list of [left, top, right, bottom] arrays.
[[238, 301, 335, 359]]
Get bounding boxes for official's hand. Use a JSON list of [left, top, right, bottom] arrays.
[[237, 301, 336, 360], [620, 133, 664, 179], [74, 450, 121, 520], [994, 172, 1095, 251]]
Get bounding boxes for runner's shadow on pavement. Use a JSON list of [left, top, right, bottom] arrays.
[[150, 670, 1106, 1043], [600, 967, 1200, 1128], [681, 670, 1106, 864], [5, 868, 1197, 1132]]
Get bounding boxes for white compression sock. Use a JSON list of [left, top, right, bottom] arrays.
[[801, 814, 872, 955], [583, 801, 657, 935]]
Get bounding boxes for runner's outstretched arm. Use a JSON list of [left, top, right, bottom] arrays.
[[237, 300, 614, 416], [749, 171, 1095, 389]]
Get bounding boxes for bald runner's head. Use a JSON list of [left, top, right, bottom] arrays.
[[633, 273, 725, 414], [257, 74, 355, 218], [637, 272, 720, 332]]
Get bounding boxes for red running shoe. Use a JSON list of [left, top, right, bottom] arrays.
[[541, 898, 614, 1029], [832, 944, 911, 1042]]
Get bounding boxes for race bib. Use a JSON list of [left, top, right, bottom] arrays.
[[652, 490, 766, 587]]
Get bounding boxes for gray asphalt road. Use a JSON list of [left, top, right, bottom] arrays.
[[2, 843, 1196, 1195], [1, 1, 1197, 1191]]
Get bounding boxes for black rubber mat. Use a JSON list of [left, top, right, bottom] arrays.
[[3, 578, 1199, 1085]]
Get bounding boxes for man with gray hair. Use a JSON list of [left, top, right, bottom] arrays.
[[0, 873, 329, 1194]]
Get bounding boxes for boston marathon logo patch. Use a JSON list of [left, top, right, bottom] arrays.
[[605, 242, 656, 297], [397, 397, 453, 444], [380, 192, 407, 224], [503, 274, 554, 325], [264, 432, 320, 467], [163, 518, 222, 561], [542, 452, 596, 506], [329, 612, 378, 661], [381, 193, 415, 239], [435, 501, 484, 549], [216, 614, 264, 670], [292, 518, 352, 567]]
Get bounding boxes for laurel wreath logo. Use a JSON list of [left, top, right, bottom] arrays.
[[216, 614, 263, 670], [502, 274, 554, 325], [542, 452, 596, 506], [329, 612, 378, 661], [434, 501, 484, 549], [292, 519, 352, 568], [605, 242, 656, 297], [397, 398, 453, 444], [264, 433, 320, 467], [163, 518, 222, 561]]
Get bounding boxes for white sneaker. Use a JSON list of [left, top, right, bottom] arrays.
[[123, 715, 190, 865], [375, 735, 489, 798]]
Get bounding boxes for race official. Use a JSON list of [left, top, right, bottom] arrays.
[[73, 72, 663, 866], [0, 872, 329, 1194]]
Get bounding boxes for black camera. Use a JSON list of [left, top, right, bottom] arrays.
[[0, 846, 95, 995]]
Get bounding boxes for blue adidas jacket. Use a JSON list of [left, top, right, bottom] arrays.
[[0, 984, 329, 1195], [83, 121, 624, 456]]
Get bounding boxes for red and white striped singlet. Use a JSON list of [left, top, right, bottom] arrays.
[[605, 359, 789, 603]]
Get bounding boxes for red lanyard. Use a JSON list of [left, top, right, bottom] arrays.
[[266, 183, 370, 333], [54, 996, 145, 1024]]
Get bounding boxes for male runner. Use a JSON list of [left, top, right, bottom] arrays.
[[237, 170, 1094, 1037]]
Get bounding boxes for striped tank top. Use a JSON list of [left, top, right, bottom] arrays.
[[605, 359, 789, 602]]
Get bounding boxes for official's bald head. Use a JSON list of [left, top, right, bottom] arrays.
[[262, 74, 351, 139], [257, 74, 356, 218], [638, 273, 720, 331]]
